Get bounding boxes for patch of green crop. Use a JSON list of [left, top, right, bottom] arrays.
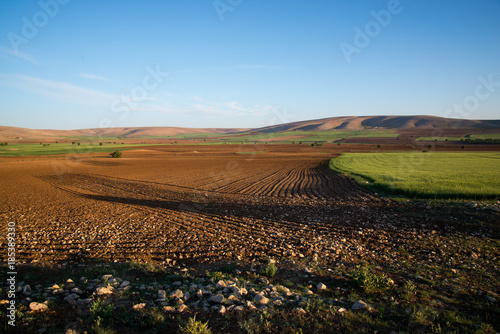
[[0, 143, 163, 156], [330, 152, 500, 199], [416, 133, 500, 141], [229, 130, 398, 143]]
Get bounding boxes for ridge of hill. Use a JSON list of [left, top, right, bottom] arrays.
[[1, 115, 499, 140], [253, 115, 500, 133], [0, 126, 247, 140]]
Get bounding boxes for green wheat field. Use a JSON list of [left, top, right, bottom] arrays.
[[330, 152, 500, 199]]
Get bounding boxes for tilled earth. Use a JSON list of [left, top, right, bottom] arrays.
[[0, 145, 498, 271]]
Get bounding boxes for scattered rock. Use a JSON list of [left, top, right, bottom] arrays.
[[164, 306, 175, 312], [352, 300, 369, 310], [259, 278, 269, 284], [65, 279, 76, 289], [133, 303, 146, 311], [30, 302, 48, 312], [294, 307, 306, 315], [254, 293, 269, 305], [23, 285, 32, 295], [77, 298, 92, 308], [63, 293, 80, 305], [244, 300, 257, 310], [215, 280, 226, 289], [184, 291, 191, 301], [230, 305, 244, 312], [317, 283, 327, 290], [209, 294, 225, 304], [94, 286, 113, 296], [120, 281, 130, 288], [212, 305, 226, 314], [169, 289, 183, 299]]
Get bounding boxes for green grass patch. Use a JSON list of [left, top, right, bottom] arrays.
[[220, 130, 399, 144], [0, 143, 161, 156], [330, 152, 500, 199], [179, 316, 212, 334], [135, 130, 399, 145], [260, 262, 278, 278], [149, 132, 229, 139], [417, 133, 500, 141], [416, 136, 465, 141], [350, 265, 393, 293]]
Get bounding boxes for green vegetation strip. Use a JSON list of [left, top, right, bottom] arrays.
[[0, 143, 160, 157], [330, 152, 500, 199], [416, 133, 500, 141], [221, 130, 399, 144], [165, 130, 399, 144]]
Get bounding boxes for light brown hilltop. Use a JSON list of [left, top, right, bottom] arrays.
[[254, 115, 500, 133], [1, 115, 499, 140]]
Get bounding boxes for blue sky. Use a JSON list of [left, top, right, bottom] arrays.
[[0, 0, 499, 130]]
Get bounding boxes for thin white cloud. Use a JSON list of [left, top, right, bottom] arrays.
[[0, 73, 282, 120], [80, 73, 110, 82], [0, 73, 117, 106], [0, 46, 38, 65], [224, 101, 247, 112], [129, 95, 277, 118]]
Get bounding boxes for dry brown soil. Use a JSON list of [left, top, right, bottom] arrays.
[[0, 145, 496, 268]]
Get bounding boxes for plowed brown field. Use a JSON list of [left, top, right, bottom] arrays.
[[1, 145, 494, 268]]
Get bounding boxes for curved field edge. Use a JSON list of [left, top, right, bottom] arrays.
[[329, 152, 500, 200]]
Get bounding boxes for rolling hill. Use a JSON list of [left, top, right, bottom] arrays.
[[253, 115, 500, 133], [0, 126, 247, 140], [1, 115, 499, 140]]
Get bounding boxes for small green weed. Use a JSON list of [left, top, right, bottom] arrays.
[[302, 297, 328, 313], [206, 271, 232, 283], [90, 299, 114, 319], [179, 316, 212, 334], [404, 280, 417, 297], [351, 265, 392, 293], [260, 263, 278, 278]]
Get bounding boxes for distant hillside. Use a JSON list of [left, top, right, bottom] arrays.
[[1, 115, 499, 140], [0, 126, 247, 140], [253, 115, 500, 133]]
